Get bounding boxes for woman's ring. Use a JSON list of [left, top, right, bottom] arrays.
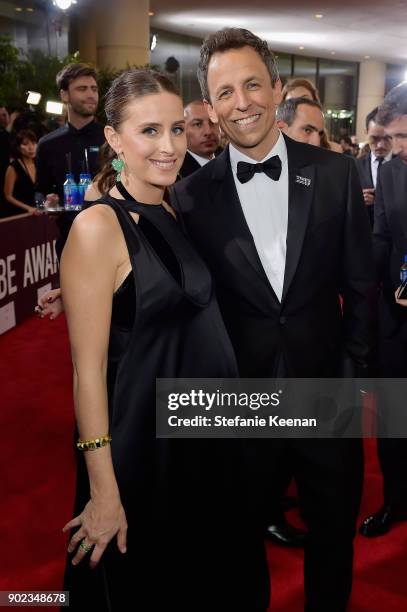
[[79, 540, 93, 553]]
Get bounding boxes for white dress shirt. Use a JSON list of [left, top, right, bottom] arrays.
[[229, 132, 288, 301], [188, 150, 214, 167], [370, 151, 392, 188]]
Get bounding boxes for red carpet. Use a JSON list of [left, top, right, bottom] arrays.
[[1, 315, 406, 610]]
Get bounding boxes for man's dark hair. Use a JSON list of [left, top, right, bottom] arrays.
[[184, 99, 205, 112], [376, 82, 407, 126], [276, 97, 322, 126], [365, 107, 378, 131], [197, 28, 279, 102], [340, 135, 353, 146], [56, 63, 97, 91]]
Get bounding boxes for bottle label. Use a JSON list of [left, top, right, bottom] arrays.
[[64, 185, 78, 210]]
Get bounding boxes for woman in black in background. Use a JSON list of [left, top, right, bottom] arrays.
[[3, 129, 41, 216]]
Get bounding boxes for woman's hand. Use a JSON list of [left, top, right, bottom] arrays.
[[28, 206, 42, 216], [395, 287, 407, 307], [35, 288, 64, 320], [62, 494, 128, 569]]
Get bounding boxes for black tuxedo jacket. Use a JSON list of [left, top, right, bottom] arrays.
[[373, 156, 407, 334], [171, 135, 375, 377], [355, 153, 374, 190], [178, 151, 202, 180], [355, 153, 374, 227]]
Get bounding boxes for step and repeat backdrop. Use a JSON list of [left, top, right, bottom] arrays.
[[0, 213, 59, 335]]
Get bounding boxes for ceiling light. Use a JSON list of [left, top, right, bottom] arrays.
[[299, 46, 305, 50], [314, 14, 323, 19], [149, 11, 155, 16], [15, 7, 23, 11], [26, 7, 34, 11], [46, 101, 64, 115], [27, 91, 42, 105], [54, 0, 73, 9]]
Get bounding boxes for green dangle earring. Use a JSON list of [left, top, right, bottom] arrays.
[[112, 155, 125, 182]]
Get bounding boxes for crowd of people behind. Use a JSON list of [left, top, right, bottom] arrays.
[[0, 70, 366, 220], [3, 27, 407, 611]]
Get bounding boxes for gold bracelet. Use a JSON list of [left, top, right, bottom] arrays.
[[76, 434, 112, 452]]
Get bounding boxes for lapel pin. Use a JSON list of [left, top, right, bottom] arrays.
[[296, 175, 311, 187]]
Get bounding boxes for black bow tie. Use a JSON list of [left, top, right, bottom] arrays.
[[236, 155, 282, 184]]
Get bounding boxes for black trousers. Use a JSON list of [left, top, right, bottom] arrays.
[[376, 300, 407, 511], [243, 353, 363, 611], [256, 437, 363, 612]]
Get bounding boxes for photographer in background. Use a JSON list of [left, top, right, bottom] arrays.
[[355, 107, 393, 227]]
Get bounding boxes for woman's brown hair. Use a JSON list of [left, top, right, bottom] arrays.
[[13, 129, 37, 159], [281, 78, 320, 103], [95, 69, 179, 195]]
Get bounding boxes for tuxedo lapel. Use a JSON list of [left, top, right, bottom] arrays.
[[178, 151, 201, 179], [392, 157, 407, 240], [360, 153, 373, 187], [210, 139, 316, 306], [210, 149, 280, 300], [281, 136, 315, 302], [366, 153, 373, 186]]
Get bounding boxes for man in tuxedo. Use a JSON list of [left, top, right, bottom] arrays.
[[355, 107, 393, 227], [178, 100, 220, 178], [277, 97, 325, 147], [360, 83, 407, 537], [171, 28, 374, 612]]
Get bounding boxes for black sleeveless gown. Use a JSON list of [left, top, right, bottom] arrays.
[[63, 188, 269, 611]]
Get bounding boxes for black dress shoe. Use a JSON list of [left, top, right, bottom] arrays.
[[359, 505, 407, 537], [265, 520, 307, 547]]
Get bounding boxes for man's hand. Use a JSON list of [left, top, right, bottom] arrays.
[[6, 110, 19, 132], [395, 287, 407, 307], [362, 188, 375, 206]]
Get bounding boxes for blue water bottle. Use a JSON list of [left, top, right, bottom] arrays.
[[78, 173, 87, 208], [63, 173, 79, 210], [78, 173, 92, 208], [400, 255, 407, 283]]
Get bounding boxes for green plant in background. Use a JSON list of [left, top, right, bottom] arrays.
[[0, 34, 155, 132], [94, 65, 122, 124], [0, 35, 21, 109], [0, 35, 82, 121]]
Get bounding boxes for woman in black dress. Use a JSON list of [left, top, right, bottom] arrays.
[[60, 69, 266, 611], [3, 129, 40, 216]]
